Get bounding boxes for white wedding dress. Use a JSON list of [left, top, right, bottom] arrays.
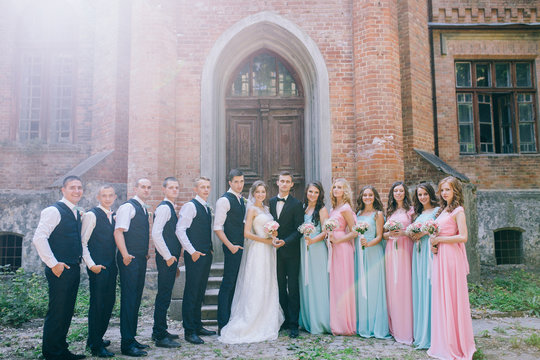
[[218, 206, 284, 344]]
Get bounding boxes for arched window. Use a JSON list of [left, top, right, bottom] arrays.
[[229, 51, 302, 97], [494, 229, 524, 265], [0, 233, 23, 271]]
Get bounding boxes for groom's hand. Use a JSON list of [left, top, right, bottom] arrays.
[[272, 238, 285, 248], [191, 251, 206, 262], [228, 244, 244, 254]]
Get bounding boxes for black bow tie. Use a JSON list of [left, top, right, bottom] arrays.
[[277, 198, 286, 202]]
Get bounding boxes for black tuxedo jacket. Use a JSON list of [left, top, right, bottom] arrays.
[[269, 195, 304, 259]]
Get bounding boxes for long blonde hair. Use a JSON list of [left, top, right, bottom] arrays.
[[330, 178, 353, 209]]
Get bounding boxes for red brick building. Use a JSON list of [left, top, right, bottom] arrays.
[[0, 0, 538, 272]]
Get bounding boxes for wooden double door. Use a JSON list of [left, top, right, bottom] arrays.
[[226, 97, 305, 198]]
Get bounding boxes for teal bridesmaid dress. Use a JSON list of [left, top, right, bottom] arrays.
[[355, 212, 390, 339], [411, 207, 438, 349], [299, 214, 331, 334]]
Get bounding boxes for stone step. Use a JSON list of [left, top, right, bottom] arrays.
[[201, 304, 217, 320], [209, 262, 224, 277], [203, 288, 219, 306], [206, 276, 222, 290]]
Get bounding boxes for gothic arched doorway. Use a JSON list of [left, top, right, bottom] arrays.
[[226, 50, 305, 197]]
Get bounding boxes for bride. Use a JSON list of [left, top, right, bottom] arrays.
[[218, 180, 284, 344]]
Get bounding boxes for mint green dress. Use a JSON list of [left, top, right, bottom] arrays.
[[355, 212, 390, 339], [411, 207, 438, 349], [299, 214, 331, 334]]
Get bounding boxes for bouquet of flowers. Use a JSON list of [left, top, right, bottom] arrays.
[[263, 220, 280, 238], [422, 220, 440, 248], [298, 222, 316, 236], [406, 222, 423, 252], [384, 220, 403, 249], [324, 218, 338, 233], [353, 222, 369, 249]]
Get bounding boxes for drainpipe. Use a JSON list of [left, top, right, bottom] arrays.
[[428, 0, 439, 156]]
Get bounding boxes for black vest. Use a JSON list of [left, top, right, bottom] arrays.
[[49, 202, 82, 265], [87, 207, 116, 266], [186, 199, 212, 253], [157, 201, 181, 257], [222, 192, 245, 246], [123, 199, 149, 256]]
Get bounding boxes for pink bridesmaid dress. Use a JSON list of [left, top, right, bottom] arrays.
[[428, 206, 476, 360], [385, 207, 413, 344], [328, 203, 356, 335]]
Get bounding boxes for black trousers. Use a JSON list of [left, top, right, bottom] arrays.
[[86, 264, 117, 350], [152, 253, 178, 339], [182, 251, 212, 333], [217, 245, 243, 328], [117, 253, 147, 349], [276, 253, 300, 329], [42, 264, 80, 360]]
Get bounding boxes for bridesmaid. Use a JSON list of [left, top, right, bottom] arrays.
[[383, 181, 414, 345], [410, 183, 439, 349], [328, 178, 357, 335], [299, 182, 331, 334], [427, 177, 476, 360], [355, 186, 390, 339]]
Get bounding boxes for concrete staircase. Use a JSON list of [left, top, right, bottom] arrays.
[[170, 262, 224, 326]]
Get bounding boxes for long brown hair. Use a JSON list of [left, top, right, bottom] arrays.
[[413, 182, 438, 219], [436, 176, 464, 217], [386, 181, 412, 218], [303, 182, 325, 227], [356, 185, 384, 214]]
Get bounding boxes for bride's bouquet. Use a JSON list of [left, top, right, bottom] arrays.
[[353, 222, 369, 249], [263, 220, 280, 238]]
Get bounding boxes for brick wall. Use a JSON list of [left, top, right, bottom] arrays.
[[431, 1, 539, 23], [432, 28, 540, 189]]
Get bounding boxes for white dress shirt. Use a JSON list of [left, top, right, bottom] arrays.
[[175, 195, 210, 255], [276, 194, 289, 219], [81, 205, 113, 268], [114, 195, 146, 231], [152, 198, 179, 261], [213, 188, 243, 231], [32, 197, 79, 268]]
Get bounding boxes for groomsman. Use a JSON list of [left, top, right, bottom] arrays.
[[176, 177, 216, 344], [32, 175, 85, 360], [151, 177, 182, 348], [81, 185, 118, 358], [214, 169, 246, 334], [269, 171, 304, 338], [114, 178, 152, 357]]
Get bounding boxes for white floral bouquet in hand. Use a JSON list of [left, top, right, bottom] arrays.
[[263, 220, 280, 238], [384, 220, 403, 249], [421, 220, 440, 249], [406, 222, 423, 252], [353, 222, 369, 249], [298, 222, 316, 236], [324, 218, 338, 233]]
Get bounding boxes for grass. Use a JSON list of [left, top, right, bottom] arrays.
[[468, 269, 539, 316], [524, 333, 540, 350]]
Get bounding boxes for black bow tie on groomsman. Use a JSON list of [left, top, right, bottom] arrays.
[[277, 197, 286, 202]]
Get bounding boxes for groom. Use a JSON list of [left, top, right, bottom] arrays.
[[269, 171, 304, 338]]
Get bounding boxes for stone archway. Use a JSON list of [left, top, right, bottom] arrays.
[[201, 11, 331, 199]]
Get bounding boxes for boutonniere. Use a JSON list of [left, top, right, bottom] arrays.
[[208, 206, 214, 217], [73, 206, 85, 217], [241, 197, 247, 205], [144, 204, 153, 217]]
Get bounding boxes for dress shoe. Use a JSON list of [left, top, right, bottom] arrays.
[[184, 333, 204, 345], [90, 347, 114, 358], [289, 328, 299, 338], [196, 327, 216, 336], [66, 352, 86, 360], [102, 340, 111, 347], [155, 337, 181, 348], [152, 331, 180, 341], [133, 340, 150, 349], [121, 346, 147, 357], [217, 327, 222, 336]]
